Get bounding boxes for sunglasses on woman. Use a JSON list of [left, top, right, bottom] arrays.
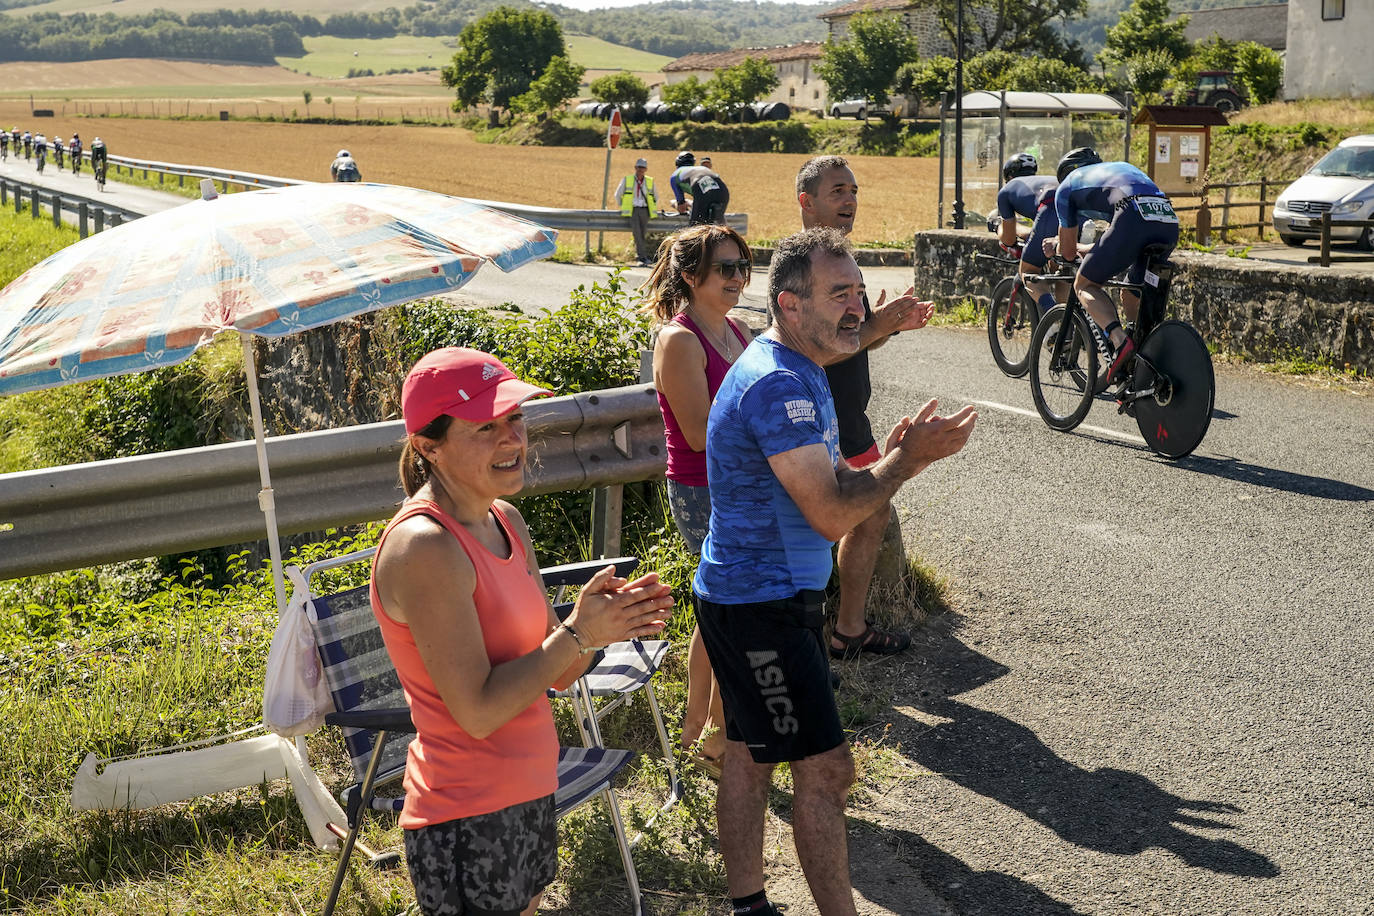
[[710, 258, 751, 279]]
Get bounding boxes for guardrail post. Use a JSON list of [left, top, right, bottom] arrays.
[[14, 184, 21, 213], [29, 188, 39, 219], [110, 213, 123, 228], [142, 168, 149, 180], [79, 201, 89, 238], [94, 208, 105, 233], [51, 194, 61, 228], [1319, 213, 1332, 267], [179, 174, 185, 188], [590, 485, 624, 559], [1, 180, 6, 207]]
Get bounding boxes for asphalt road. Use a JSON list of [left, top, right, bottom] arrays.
[[849, 326, 1374, 915], [0, 151, 186, 217]]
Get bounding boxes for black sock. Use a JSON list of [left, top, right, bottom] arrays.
[[732, 890, 769, 914]]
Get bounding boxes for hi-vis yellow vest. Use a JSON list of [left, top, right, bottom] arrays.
[[620, 176, 657, 215]]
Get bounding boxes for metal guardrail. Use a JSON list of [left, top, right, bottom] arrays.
[[69, 154, 749, 234], [1, 176, 141, 237], [0, 384, 666, 581]]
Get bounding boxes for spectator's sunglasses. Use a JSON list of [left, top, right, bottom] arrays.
[[711, 258, 750, 279]]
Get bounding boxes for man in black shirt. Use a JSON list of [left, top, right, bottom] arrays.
[[796, 156, 932, 659]]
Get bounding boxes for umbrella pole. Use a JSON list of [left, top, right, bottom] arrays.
[[240, 334, 288, 616]]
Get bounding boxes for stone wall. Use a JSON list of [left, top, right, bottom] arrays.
[[912, 230, 1374, 375]]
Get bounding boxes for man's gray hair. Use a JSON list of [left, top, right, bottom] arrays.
[[796, 155, 850, 197], [767, 227, 853, 322]]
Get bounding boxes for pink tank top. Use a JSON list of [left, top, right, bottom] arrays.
[[657, 312, 750, 486], [370, 499, 558, 827]]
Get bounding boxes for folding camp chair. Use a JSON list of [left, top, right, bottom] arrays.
[[543, 560, 682, 836], [291, 547, 650, 916]]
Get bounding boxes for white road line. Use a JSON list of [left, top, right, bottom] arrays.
[[971, 399, 1143, 445]]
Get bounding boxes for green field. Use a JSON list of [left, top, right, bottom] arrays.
[[275, 35, 455, 79], [276, 33, 670, 80]]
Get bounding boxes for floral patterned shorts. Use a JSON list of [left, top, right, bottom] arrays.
[[667, 479, 710, 555], [404, 794, 557, 915]]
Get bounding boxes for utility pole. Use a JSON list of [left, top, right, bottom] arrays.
[[952, 0, 965, 230]]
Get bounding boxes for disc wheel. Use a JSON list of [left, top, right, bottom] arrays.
[[1133, 320, 1215, 459], [1029, 305, 1098, 431], [987, 275, 1038, 377]]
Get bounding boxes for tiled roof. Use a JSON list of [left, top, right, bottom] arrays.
[[1180, 3, 1287, 51], [663, 42, 825, 72], [817, 0, 918, 21]]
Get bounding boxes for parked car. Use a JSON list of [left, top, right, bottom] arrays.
[[829, 98, 889, 120], [1272, 135, 1374, 250]]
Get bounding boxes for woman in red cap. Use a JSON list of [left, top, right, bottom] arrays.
[[370, 347, 675, 916]]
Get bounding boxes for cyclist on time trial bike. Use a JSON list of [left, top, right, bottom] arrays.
[[1043, 147, 1180, 384], [0, 128, 9, 160], [68, 133, 82, 174], [991, 152, 1061, 319], [90, 136, 108, 177], [33, 132, 47, 172], [330, 149, 361, 182], [52, 136, 65, 170], [22, 130, 32, 160]]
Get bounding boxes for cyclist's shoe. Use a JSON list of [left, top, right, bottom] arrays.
[[1105, 337, 1137, 385]]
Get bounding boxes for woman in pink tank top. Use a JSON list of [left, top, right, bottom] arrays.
[[371, 347, 674, 916], [643, 224, 753, 778]]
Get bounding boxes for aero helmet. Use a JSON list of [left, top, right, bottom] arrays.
[[1002, 152, 1038, 182], [1056, 147, 1102, 182], [337, 149, 350, 158], [675, 150, 695, 167]]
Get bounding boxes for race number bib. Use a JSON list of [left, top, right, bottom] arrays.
[[696, 176, 719, 193], [1134, 196, 1178, 224]]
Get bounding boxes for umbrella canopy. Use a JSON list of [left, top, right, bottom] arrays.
[[0, 182, 556, 393], [0, 181, 558, 611]]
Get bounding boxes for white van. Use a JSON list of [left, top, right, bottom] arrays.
[[1272, 135, 1374, 250]]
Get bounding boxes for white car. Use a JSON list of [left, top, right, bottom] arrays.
[[829, 98, 889, 120], [1272, 135, 1374, 250]]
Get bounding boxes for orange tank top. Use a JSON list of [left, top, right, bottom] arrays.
[[370, 499, 558, 827]]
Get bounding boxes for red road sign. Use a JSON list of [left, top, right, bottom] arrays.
[[607, 109, 622, 149]]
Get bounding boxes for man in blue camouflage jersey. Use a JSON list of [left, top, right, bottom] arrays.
[[692, 227, 977, 916], [1045, 147, 1180, 383]]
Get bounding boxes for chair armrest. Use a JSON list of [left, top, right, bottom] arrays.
[[541, 557, 638, 588], [325, 707, 414, 732]]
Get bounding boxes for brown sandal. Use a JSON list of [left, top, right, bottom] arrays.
[[829, 622, 911, 660]]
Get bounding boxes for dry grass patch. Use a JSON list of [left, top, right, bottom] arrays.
[[0, 101, 940, 245]]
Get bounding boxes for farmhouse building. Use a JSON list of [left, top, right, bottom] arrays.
[[816, 0, 990, 56], [1284, 0, 1371, 98], [662, 42, 826, 111], [1180, 3, 1288, 51]]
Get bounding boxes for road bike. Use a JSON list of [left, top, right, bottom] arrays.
[[34, 147, 45, 174], [71, 152, 80, 176], [977, 249, 1039, 377], [1028, 245, 1215, 459], [94, 159, 107, 191]]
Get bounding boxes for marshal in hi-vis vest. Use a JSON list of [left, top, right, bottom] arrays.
[[619, 175, 657, 215]]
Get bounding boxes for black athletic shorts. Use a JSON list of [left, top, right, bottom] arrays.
[[404, 794, 557, 916], [689, 182, 729, 225], [694, 589, 845, 764]]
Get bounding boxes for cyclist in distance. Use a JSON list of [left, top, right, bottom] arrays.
[[0, 128, 9, 160], [52, 136, 64, 170], [21, 130, 32, 160], [330, 149, 361, 182], [90, 136, 107, 182], [68, 133, 82, 174], [1043, 147, 1180, 384], [33, 133, 46, 172], [991, 152, 1061, 318]]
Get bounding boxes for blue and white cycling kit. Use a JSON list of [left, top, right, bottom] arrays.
[[1055, 162, 1179, 284], [998, 175, 1059, 268]]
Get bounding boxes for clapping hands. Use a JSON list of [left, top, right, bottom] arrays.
[[566, 566, 674, 648]]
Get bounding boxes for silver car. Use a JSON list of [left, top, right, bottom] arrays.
[[1273, 135, 1374, 250]]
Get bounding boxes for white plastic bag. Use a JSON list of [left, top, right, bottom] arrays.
[[263, 567, 332, 736]]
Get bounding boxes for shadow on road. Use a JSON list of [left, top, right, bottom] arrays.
[[1170, 454, 1374, 501], [889, 628, 1278, 887]]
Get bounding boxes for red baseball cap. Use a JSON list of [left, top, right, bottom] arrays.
[[402, 347, 552, 434]]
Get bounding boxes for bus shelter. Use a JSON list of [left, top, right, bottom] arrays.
[[939, 90, 1132, 227]]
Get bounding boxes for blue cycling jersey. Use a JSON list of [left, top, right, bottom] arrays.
[[1055, 162, 1164, 228], [997, 176, 1058, 221], [693, 336, 839, 604]]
